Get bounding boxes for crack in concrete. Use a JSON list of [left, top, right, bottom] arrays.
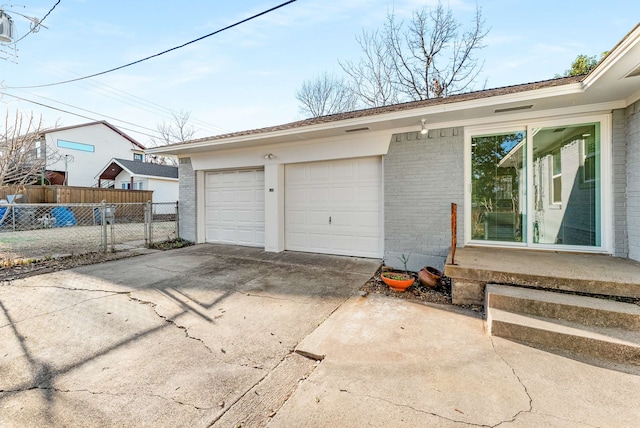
[[527, 411, 600, 428], [126, 294, 214, 354], [1, 386, 215, 411], [3, 283, 129, 294], [325, 385, 493, 427], [243, 292, 300, 303], [489, 337, 534, 428]]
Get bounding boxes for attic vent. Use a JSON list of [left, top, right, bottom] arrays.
[[345, 127, 369, 133], [625, 64, 640, 78], [494, 105, 533, 113]]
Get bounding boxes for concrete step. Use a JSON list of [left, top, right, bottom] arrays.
[[489, 309, 640, 366], [486, 284, 640, 367], [486, 284, 640, 330]]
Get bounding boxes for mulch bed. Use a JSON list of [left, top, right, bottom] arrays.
[[360, 267, 483, 312]]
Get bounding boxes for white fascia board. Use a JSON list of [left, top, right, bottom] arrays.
[[583, 25, 640, 91], [138, 175, 179, 181], [430, 101, 624, 131], [150, 83, 585, 156]]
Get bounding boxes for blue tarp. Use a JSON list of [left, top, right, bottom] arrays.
[[51, 206, 76, 227]]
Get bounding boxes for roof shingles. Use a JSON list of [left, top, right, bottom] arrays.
[[168, 75, 584, 148], [114, 159, 178, 179]]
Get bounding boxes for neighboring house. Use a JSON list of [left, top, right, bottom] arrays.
[[42, 121, 146, 187], [149, 24, 640, 268], [95, 158, 178, 203]]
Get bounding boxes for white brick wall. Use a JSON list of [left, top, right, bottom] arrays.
[[178, 157, 197, 242], [384, 128, 464, 271], [627, 101, 640, 261]]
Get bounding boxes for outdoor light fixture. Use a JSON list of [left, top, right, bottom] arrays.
[[264, 153, 275, 160], [420, 119, 428, 135]]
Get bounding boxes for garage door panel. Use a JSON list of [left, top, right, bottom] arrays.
[[309, 164, 331, 181], [235, 189, 256, 203], [205, 169, 264, 247], [356, 157, 381, 178], [308, 211, 331, 226], [357, 185, 381, 203], [287, 210, 306, 226], [285, 157, 382, 258], [331, 161, 354, 180], [356, 212, 381, 228], [311, 188, 330, 203], [330, 187, 354, 203]]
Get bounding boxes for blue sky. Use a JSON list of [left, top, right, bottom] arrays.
[[1, 1, 638, 145]]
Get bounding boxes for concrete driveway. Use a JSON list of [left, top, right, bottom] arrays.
[[3, 244, 640, 427], [0, 244, 380, 427]]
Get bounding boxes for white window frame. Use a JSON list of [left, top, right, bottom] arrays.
[[464, 113, 612, 254]]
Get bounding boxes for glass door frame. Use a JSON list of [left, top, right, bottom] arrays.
[[464, 113, 613, 254]]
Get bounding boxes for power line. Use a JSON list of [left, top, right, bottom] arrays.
[[6, 0, 298, 90], [6, 89, 162, 134], [6, 0, 61, 45], [3, 92, 162, 139], [27, 59, 230, 134]]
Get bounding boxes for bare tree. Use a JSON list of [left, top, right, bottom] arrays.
[[296, 72, 358, 118], [341, 1, 488, 107], [147, 111, 196, 164], [339, 29, 399, 108], [0, 110, 59, 186]]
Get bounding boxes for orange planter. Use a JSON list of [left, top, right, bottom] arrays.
[[381, 272, 415, 292]]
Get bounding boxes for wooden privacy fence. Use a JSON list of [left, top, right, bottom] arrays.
[[0, 185, 153, 204]]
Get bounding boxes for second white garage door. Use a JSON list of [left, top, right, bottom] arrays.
[[285, 157, 382, 258], [205, 169, 265, 247]]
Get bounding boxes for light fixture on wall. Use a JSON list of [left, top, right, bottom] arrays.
[[264, 153, 275, 160], [420, 119, 428, 135]]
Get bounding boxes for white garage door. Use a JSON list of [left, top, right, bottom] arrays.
[[285, 157, 382, 258], [205, 169, 265, 246]]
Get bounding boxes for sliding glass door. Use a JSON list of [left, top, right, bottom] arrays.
[[468, 118, 604, 251], [471, 131, 526, 243], [531, 123, 600, 246]]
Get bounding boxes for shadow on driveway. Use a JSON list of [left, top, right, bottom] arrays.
[[0, 244, 380, 427]]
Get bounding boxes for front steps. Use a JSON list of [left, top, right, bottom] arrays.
[[486, 284, 640, 368]]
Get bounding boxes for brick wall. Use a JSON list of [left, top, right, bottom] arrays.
[[178, 157, 197, 242], [627, 101, 640, 261], [384, 128, 464, 271], [612, 109, 628, 257]]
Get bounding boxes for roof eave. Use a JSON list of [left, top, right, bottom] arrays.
[[149, 81, 585, 156]]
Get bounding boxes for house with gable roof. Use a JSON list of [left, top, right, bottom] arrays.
[[41, 121, 146, 187], [95, 158, 178, 203], [148, 24, 640, 273]]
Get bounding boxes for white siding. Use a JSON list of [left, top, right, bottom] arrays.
[[45, 123, 139, 187]]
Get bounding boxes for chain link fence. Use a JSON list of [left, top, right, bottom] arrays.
[[0, 201, 179, 261]]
